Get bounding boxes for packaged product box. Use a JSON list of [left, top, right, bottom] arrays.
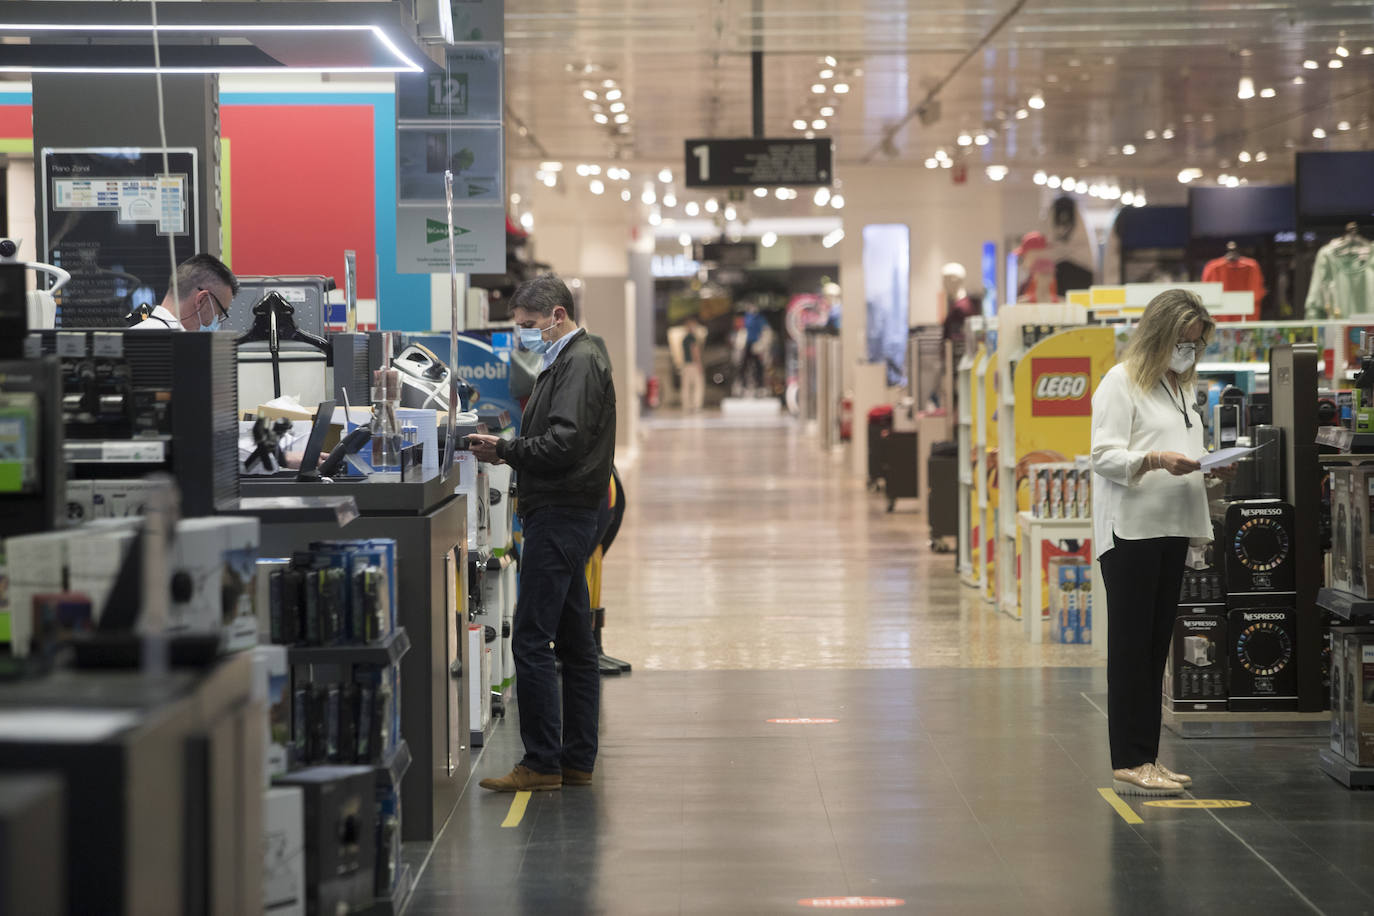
[[1049, 465, 1067, 519], [1075, 562, 1093, 643], [1331, 628, 1348, 757], [253, 645, 292, 779], [66, 523, 138, 625], [65, 480, 95, 525], [2, 530, 68, 657], [1348, 633, 1374, 766], [1074, 457, 1092, 520], [1348, 468, 1374, 599], [1331, 469, 1353, 594], [262, 786, 305, 916], [1034, 466, 1051, 518], [1164, 608, 1228, 711], [169, 517, 261, 648]]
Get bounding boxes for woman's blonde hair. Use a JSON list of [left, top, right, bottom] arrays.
[[1120, 288, 1216, 391]]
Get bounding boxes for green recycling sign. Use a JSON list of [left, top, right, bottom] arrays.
[[426, 218, 472, 246]]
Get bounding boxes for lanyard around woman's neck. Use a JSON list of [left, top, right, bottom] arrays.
[[1161, 378, 1192, 429]]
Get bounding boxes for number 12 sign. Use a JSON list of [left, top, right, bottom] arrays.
[[683, 138, 833, 188]]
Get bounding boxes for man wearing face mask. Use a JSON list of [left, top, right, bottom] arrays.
[[467, 274, 617, 792], [128, 253, 239, 331]]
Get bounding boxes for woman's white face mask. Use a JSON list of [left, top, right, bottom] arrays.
[[1170, 342, 1199, 374]]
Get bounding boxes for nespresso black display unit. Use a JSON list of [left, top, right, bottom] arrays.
[[24, 330, 239, 517], [1228, 606, 1300, 711], [1222, 500, 1296, 598], [1166, 605, 1229, 712]]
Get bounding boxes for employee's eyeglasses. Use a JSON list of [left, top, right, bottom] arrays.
[[1174, 342, 1202, 356], [199, 288, 229, 321]]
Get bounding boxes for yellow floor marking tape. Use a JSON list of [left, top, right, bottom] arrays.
[[1144, 799, 1251, 809], [1098, 787, 1144, 824], [501, 791, 532, 828]]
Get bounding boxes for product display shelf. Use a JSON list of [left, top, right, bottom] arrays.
[[1161, 707, 1330, 738], [286, 627, 411, 667], [1316, 587, 1374, 623], [379, 737, 413, 788], [1318, 748, 1374, 789], [366, 863, 413, 916], [1016, 511, 1092, 643]]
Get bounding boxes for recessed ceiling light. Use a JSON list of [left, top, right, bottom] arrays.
[[1293, 75, 1306, 84], [589, 179, 605, 195], [1364, 47, 1374, 55], [1033, 170, 1047, 185], [1028, 93, 1045, 109], [1144, 130, 1157, 140], [1122, 144, 1137, 155], [1238, 150, 1252, 162], [614, 113, 629, 124], [1337, 45, 1350, 57], [705, 198, 720, 212], [814, 187, 831, 206], [824, 55, 837, 67], [752, 188, 767, 198], [957, 132, 973, 146], [1015, 108, 1029, 119], [811, 83, 826, 94], [1256, 151, 1268, 162], [812, 119, 827, 129], [1047, 176, 1062, 188], [1304, 59, 1319, 69], [1162, 128, 1176, 139], [593, 113, 608, 124], [609, 102, 625, 113], [925, 158, 939, 169], [793, 119, 807, 130], [775, 187, 788, 200], [820, 106, 835, 117], [1339, 120, 1352, 130], [833, 83, 850, 94], [582, 89, 598, 101], [819, 69, 835, 79], [602, 79, 617, 88], [1330, 59, 1344, 69], [605, 88, 622, 101], [685, 201, 700, 216], [974, 133, 989, 146], [1313, 127, 1328, 138], [724, 205, 737, 220], [830, 194, 845, 209], [1260, 87, 1276, 98], [985, 165, 1008, 181], [620, 189, 631, 202]]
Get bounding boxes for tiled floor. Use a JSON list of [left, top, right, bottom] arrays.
[[408, 414, 1374, 915]]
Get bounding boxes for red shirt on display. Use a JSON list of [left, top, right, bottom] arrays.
[[1202, 256, 1265, 321]]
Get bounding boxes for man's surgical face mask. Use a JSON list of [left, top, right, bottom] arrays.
[[518, 314, 560, 354], [185, 288, 227, 331]]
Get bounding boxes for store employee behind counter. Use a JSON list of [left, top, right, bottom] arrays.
[[1090, 288, 1234, 798], [127, 253, 239, 331], [468, 274, 617, 793]]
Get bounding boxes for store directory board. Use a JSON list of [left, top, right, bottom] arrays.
[[41, 147, 198, 328], [683, 138, 833, 188]]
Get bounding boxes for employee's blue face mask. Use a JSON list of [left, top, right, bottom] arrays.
[[518, 314, 559, 354], [197, 289, 226, 332]]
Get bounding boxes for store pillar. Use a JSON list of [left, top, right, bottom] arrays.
[[30, 74, 223, 260]]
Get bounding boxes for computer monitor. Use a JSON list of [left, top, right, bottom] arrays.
[[294, 399, 337, 481]]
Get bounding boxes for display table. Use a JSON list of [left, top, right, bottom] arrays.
[[1016, 512, 1092, 644], [242, 473, 469, 843]]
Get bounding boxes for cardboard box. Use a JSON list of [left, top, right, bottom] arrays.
[[1331, 628, 1348, 756], [1349, 468, 1374, 599], [253, 646, 292, 780], [1344, 633, 1374, 766], [1331, 469, 1354, 594], [262, 786, 305, 916], [168, 517, 261, 648], [65, 480, 95, 525], [1165, 608, 1228, 711], [1, 531, 68, 657]]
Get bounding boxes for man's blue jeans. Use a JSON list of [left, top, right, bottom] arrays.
[[512, 505, 602, 775]]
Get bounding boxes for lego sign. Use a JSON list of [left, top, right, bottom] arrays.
[[1030, 357, 1092, 417]]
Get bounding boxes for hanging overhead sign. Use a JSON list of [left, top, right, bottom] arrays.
[[682, 137, 833, 188]]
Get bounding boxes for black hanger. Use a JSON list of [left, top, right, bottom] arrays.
[[235, 291, 330, 398]]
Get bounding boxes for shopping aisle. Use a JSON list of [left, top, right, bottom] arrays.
[[408, 416, 1374, 916]]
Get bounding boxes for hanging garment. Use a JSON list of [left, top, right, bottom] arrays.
[[1305, 239, 1374, 318], [1202, 256, 1266, 321]]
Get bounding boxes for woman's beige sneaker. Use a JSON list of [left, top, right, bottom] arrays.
[[1112, 763, 1184, 796], [1154, 762, 1192, 788]]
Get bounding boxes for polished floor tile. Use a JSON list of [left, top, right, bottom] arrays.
[[405, 415, 1374, 915]]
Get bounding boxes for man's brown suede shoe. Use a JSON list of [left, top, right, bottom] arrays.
[[562, 767, 593, 787], [479, 765, 562, 792]]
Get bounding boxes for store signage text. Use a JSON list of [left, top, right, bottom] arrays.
[[1030, 357, 1092, 417]]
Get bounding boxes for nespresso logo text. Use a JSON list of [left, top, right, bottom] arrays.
[[1240, 508, 1283, 517], [1243, 612, 1287, 621]]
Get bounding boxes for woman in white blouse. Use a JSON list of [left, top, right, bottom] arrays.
[[1091, 289, 1217, 797]]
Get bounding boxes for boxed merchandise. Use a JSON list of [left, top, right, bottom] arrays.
[[486, 462, 516, 553], [65, 479, 95, 524], [1034, 465, 1051, 518], [375, 786, 402, 897], [2, 530, 68, 657], [92, 478, 166, 518], [1341, 631, 1374, 765], [272, 766, 377, 916], [66, 522, 138, 624], [1049, 465, 1067, 519], [262, 786, 305, 916], [1180, 567, 1225, 604], [290, 664, 397, 768], [468, 624, 492, 744], [253, 646, 292, 779], [1347, 468, 1374, 598], [1227, 606, 1299, 712], [1165, 608, 1228, 711], [1048, 558, 1091, 643], [168, 516, 261, 650], [1073, 456, 1092, 520]]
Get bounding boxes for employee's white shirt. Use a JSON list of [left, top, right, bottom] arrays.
[[127, 304, 184, 331], [1090, 362, 1211, 559]]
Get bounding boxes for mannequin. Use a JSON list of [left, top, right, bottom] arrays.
[[1047, 196, 1095, 293], [941, 263, 982, 351], [1305, 222, 1374, 318]]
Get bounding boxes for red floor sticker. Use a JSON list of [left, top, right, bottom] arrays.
[[768, 718, 840, 724], [798, 897, 905, 909]]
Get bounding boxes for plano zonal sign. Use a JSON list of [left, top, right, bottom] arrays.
[[683, 138, 833, 188]]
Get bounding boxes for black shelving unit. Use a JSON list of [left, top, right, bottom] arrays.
[[1314, 587, 1374, 788], [367, 863, 413, 916], [286, 628, 411, 668]]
